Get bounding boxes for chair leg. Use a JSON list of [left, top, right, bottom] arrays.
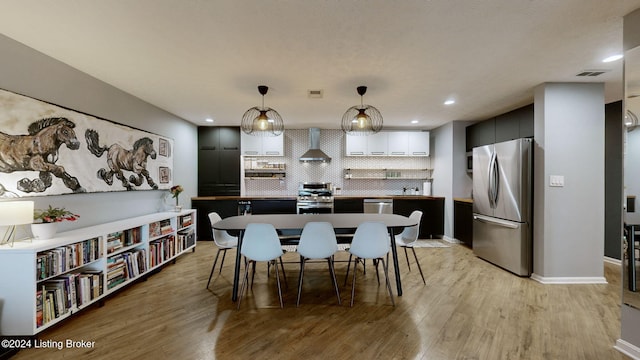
[[373, 259, 380, 285], [411, 247, 426, 284], [350, 256, 359, 307], [328, 257, 341, 305], [207, 248, 222, 288], [218, 248, 228, 274], [279, 256, 288, 287], [296, 257, 306, 307], [274, 259, 284, 308], [380, 258, 395, 306], [250, 259, 257, 289], [403, 246, 411, 271], [237, 258, 251, 310], [344, 254, 353, 286]]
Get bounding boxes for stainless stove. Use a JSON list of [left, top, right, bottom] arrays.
[[296, 182, 334, 214]]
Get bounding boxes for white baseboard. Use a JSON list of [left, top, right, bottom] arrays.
[[604, 256, 621, 266], [615, 339, 640, 359], [530, 273, 608, 284], [442, 235, 462, 244]]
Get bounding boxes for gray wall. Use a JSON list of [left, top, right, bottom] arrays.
[[432, 120, 473, 241], [533, 82, 605, 280], [0, 34, 198, 232]]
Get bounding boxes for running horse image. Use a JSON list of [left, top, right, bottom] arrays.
[[0, 117, 84, 194], [85, 129, 159, 190]]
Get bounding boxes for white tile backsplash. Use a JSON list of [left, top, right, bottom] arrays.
[[243, 129, 431, 196]]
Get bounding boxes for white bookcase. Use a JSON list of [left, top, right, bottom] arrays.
[[0, 210, 196, 336]]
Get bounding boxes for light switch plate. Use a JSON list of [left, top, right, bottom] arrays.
[[549, 175, 564, 187]]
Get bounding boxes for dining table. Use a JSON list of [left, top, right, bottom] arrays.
[[212, 213, 418, 301]]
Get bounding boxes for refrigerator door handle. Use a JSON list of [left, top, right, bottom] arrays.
[[473, 214, 519, 229], [488, 152, 497, 208], [492, 154, 500, 207]]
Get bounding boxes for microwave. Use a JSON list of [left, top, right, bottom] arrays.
[[466, 151, 473, 173]]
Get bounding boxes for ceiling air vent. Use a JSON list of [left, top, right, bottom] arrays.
[[576, 69, 609, 77], [307, 89, 323, 99]]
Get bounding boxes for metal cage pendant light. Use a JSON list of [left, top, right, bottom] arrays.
[[241, 85, 284, 137], [341, 86, 383, 135]]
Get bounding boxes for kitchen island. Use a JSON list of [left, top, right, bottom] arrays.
[[192, 195, 444, 240]]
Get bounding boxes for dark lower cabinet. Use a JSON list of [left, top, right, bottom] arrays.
[[454, 200, 473, 247], [334, 198, 364, 213], [191, 199, 297, 241], [251, 200, 297, 214], [192, 199, 239, 241], [393, 198, 445, 239]]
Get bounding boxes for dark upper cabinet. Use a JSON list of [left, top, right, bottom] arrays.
[[466, 104, 533, 151], [198, 127, 240, 196], [466, 118, 495, 151]]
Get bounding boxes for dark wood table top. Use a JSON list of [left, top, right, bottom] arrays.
[[213, 213, 416, 231]]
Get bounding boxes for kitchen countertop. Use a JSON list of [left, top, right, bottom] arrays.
[[453, 198, 473, 203], [192, 195, 444, 200]]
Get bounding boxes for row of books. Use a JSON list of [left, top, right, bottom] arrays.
[[178, 229, 195, 249], [179, 214, 193, 228], [36, 238, 101, 280], [36, 270, 103, 327], [106, 227, 143, 254], [149, 235, 181, 268], [149, 219, 174, 238], [107, 249, 147, 289]]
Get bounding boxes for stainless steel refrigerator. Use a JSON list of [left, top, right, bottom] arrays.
[[472, 138, 532, 276]]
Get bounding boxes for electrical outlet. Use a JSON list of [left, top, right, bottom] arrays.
[[549, 175, 564, 187]]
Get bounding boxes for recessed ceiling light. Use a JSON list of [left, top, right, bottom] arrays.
[[411, 120, 419, 124], [603, 54, 623, 63], [205, 118, 214, 123], [444, 99, 455, 105]]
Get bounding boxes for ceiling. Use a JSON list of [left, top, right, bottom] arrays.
[[1, 0, 640, 130]]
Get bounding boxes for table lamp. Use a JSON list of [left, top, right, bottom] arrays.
[[0, 201, 34, 246]]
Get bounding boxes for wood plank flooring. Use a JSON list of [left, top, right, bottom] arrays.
[[11, 241, 629, 360]]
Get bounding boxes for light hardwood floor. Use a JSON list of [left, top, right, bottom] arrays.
[[12, 241, 629, 360]]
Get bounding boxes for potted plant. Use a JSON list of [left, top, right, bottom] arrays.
[[170, 185, 184, 211], [32, 205, 80, 239]]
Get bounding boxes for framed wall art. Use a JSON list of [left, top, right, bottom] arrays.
[[0, 88, 174, 198]]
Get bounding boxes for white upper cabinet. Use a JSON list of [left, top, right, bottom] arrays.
[[241, 132, 284, 156], [408, 131, 429, 156], [345, 131, 430, 157], [345, 134, 367, 156], [367, 132, 388, 156], [387, 132, 409, 156]]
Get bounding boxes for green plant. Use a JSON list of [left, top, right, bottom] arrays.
[[34, 205, 80, 223]]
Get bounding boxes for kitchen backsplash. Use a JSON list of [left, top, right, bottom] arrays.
[[242, 129, 431, 196]]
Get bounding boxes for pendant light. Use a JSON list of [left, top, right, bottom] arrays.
[[341, 86, 383, 135], [241, 85, 284, 136]]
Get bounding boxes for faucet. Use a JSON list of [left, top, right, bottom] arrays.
[[402, 187, 407, 195]]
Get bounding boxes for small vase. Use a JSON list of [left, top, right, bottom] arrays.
[[174, 205, 183, 212], [31, 222, 58, 240]]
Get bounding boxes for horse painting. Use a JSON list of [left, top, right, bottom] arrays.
[[0, 117, 84, 193], [85, 129, 159, 190]]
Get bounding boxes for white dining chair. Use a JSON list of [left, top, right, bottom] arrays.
[[237, 223, 285, 309], [296, 222, 341, 307], [395, 210, 426, 284], [348, 221, 395, 307], [206, 212, 238, 289]]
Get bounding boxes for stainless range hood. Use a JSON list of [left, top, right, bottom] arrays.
[[299, 128, 331, 162]]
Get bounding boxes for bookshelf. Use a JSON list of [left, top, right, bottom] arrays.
[[0, 210, 196, 336]]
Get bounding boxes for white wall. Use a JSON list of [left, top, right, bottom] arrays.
[[0, 34, 198, 232], [533, 82, 605, 281]]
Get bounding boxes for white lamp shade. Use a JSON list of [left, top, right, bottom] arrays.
[[0, 201, 34, 226]]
